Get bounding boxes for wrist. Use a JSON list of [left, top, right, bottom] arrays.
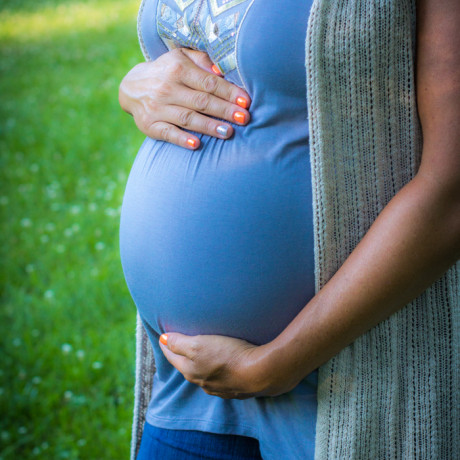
[[243, 341, 304, 397]]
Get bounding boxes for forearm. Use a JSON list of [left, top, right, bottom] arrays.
[[262, 172, 460, 393]]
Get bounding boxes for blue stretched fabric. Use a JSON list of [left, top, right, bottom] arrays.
[[137, 422, 263, 460], [120, 0, 317, 458]]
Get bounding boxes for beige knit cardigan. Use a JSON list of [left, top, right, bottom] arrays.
[[130, 0, 460, 458]]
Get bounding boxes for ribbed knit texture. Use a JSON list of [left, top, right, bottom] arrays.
[[130, 0, 460, 458], [306, 1, 460, 459]]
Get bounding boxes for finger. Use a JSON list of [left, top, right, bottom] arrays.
[[180, 48, 217, 74], [178, 54, 251, 109], [159, 105, 239, 140], [160, 341, 194, 373], [168, 85, 250, 127], [144, 121, 201, 150], [202, 388, 254, 400], [160, 332, 200, 360]]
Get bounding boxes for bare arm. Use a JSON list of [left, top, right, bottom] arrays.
[[160, 0, 460, 398]]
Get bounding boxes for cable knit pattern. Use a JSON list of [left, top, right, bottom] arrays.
[[306, 1, 459, 458], [130, 0, 460, 458]]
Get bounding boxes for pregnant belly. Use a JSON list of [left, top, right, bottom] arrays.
[[120, 136, 315, 345]]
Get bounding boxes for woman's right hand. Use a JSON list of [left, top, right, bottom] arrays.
[[118, 48, 251, 150]]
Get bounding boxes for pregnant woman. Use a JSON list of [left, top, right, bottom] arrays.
[[119, 0, 460, 458]]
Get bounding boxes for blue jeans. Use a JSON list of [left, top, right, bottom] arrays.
[[136, 422, 264, 460]]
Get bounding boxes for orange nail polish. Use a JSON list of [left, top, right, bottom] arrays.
[[211, 64, 222, 76], [187, 138, 198, 148], [236, 97, 249, 109], [160, 334, 168, 346], [233, 111, 246, 124]]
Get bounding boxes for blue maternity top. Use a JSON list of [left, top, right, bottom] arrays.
[[120, 0, 317, 458]]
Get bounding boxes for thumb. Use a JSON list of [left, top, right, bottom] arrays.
[[180, 48, 221, 75], [159, 332, 194, 358]]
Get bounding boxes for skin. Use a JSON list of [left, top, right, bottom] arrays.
[[120, 0, 460, 400], [119, 47, 251, 149]]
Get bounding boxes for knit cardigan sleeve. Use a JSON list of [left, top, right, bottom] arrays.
[[306, 0, 459, 458]]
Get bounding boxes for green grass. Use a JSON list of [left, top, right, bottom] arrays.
[[0, 0, 146, 458]]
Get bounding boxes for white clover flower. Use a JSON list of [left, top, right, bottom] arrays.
[[104, 208, 117, 217], [61, 343, 72, 354], [40, 235, 50, 244], [46, 188, 57, 199], [18, 426, 27, 434], [45, 223, 56, 232], [88, 203, 97, 212], [25, 264, 35, 273], [70, 205, 81, 215], [64, 228, 73, 238], [20, 218, 32, 228], [18, 184, 31, 194], [32, 447, 41, 455], [64, 390, 73, 400], [41, 442, 49, 450], [29, 164, 39, 173], [18, 370, 26, 379], [76, 350, 85, 359], [95, 242, 105, 251], [31, 376, 42, 385], [76, 439, 87, 447], [1, 431, 10, 441], [92, 361, 103, 370], [56, 244, 65, 253], [12, 338, 21, 347], [44, 290, 54, 299]]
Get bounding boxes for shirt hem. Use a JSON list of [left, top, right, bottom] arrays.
[[146, 413, 260, 440]]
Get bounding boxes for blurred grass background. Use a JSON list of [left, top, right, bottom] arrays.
[[0, 0, 146, 458]]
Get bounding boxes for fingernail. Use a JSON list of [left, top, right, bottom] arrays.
[[160, 334, 168, 346], [233, 111, 246, 124], [216, 125, 229, 137], [187, 138, 198, 149], [236, 97, 249, 109], [211, 64, 222, 76]]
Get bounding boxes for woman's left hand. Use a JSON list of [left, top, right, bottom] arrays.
[[159, 333, 290, 399]]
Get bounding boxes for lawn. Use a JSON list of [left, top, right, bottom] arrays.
[[0, 0, 146, 458]]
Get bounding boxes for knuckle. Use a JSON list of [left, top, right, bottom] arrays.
[[155, 81, 173, 99], [169, 61, 184, 75], [187, 339, 202, 360], [204, 118, 216, 134], [223, 85, 236, 102], [136, 113, 150, 132], [188, 374, 204, 386], [178, 109, 194, 128], [202, 74, 218, 93], [193, 92, 211, 112], [188, 340, 198, 355], [158, 124, 171, 142], [184, 374, 195, 384]]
